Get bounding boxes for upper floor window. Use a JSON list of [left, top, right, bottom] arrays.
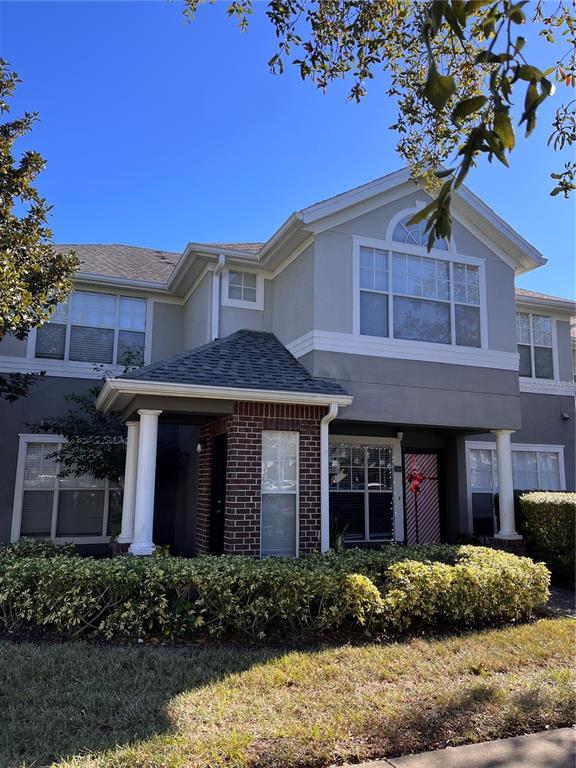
[[222, 268, 264, 310], [35, 291, 147, 366], [392, 217, 448, 250], [516, 312, 554, 380], [359, 241, 482, 347], [228, 270, 257, 303]]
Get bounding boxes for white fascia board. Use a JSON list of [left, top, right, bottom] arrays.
[[515, 295, 576, 314], [96, 377, 353, 413]]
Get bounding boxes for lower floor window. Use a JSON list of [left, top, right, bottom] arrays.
[[329, 442, 395, 541], [261, 431, 299, 557], [469, 445, 564, 492], [14, 439, 120, 541]]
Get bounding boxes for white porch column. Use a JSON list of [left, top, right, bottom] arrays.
[[117, 420, 140, 544], [492, 429, 521, 540], [129, 409, 162, 555], [320, 404, 339, 553]]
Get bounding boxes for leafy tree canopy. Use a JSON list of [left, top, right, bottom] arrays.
[[183, 0, 575, 248], [0, 59, 77, 341]]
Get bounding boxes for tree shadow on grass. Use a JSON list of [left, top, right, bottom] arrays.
[[0, 638, 283, 768]]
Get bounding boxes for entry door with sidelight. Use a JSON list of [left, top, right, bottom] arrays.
[[329, 438, 404, 544], [403, 451, 441, 545]]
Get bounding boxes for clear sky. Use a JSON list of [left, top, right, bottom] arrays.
[[1, 1, 574, 298]]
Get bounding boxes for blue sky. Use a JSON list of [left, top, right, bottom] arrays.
[[1, 1, 574, 298]]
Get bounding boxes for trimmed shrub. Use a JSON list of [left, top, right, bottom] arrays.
[[0, 545, 549, 640], [0, 539, 78, 559], [519, 492, 576, 586]]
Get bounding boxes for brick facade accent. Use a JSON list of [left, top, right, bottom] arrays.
[[195, 402, 326, 557]]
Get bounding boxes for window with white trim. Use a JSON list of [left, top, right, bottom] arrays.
[[516, 312, 554, 380], [228, 270, 257, 303], [14, 439, 121, 541], [35, 291, 147, 366], [468, 445, 564, 492], [329, 442, 395, 542], [261, 431, 298, 557], [359, 218, 482, 347]]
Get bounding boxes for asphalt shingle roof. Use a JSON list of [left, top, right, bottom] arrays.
[[58, 244, 181, 284], [121, 329, 348, 397], [515, 287, 574, 303]]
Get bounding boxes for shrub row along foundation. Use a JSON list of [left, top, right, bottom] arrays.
[[0, 542, 550, 640]]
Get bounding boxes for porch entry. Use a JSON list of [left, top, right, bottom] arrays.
[[329, 436, 404, 544], [403, 451, 441, 545]]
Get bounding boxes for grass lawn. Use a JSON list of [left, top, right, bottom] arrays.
[[1, 618, 574, 768]]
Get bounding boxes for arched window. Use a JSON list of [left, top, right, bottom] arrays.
[[392, 215, 448, 250], [357, 211, 482, 348]]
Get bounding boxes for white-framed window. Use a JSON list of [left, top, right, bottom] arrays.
[[222, 268, 264, 310], [516, 311, 554, 380], [261, 431, 298, 557], [34, 291, 148, 367], [11, 435, 121, 544], [357, 217, 483, 348], [467, 443, 566, 493]]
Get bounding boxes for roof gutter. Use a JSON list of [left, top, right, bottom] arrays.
[[95, 378, 354, 414]]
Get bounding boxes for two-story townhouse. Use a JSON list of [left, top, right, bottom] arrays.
[[1, 169, 574, 557]]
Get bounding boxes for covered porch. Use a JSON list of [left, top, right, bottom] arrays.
[[95, 330, 352, 556]]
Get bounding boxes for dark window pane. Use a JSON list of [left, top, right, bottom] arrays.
[[472, 492, 495, 536], [35, 324, 66, 359], [56, 490, 105, 536], [393, 296, 450, 344], [369, 493, 394, 539], [330, 492, 365, 541], [21, 491, 53, 536], [118, 331, 145, 366], [69, 326, 114, 363], [455, 304, 481, 347], [360, 292, 388, 337], [534, 346, 554, 379], [518, 344, 532, 377], [107, 490, 122, 536]]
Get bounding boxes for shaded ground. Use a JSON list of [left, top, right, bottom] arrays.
[[0, 619, 573, 768], [545, 587, 576, 618]]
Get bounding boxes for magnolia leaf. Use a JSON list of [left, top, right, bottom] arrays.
[[451, 95, 487, 121], [423, 64, 456, 111], [494, 110, 515, 150]]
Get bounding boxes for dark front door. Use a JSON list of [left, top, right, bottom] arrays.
[[209, 433, 227, 554], [403, 451, 441, 545]]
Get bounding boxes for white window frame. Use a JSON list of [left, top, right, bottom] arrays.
[[260, 431, 299, 558], [21, 291, 153, 379], [329, 435, 404, 543], [516, 309, 559, 383], [352, 212, 488, 352], [222, 268, 264, 310], [11, 434, 119, 545], [464, 440, 566, 532]]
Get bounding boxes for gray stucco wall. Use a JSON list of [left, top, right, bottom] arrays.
[[270, 243, 315, 345], [0, 377, 96, 545], [151, 302, 184, 361], [0, 334, 28, 358], [220, 305, 264, 337], [182, 272, 212, 350], [301, 350, 522, 430]]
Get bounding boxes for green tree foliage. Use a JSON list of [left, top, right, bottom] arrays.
[[182, 1, 575, 247], [0, 59, 77, 398]]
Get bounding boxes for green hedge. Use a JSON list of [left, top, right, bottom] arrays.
[[519, 492, 576, 587], [0, 545, 549, 640]]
